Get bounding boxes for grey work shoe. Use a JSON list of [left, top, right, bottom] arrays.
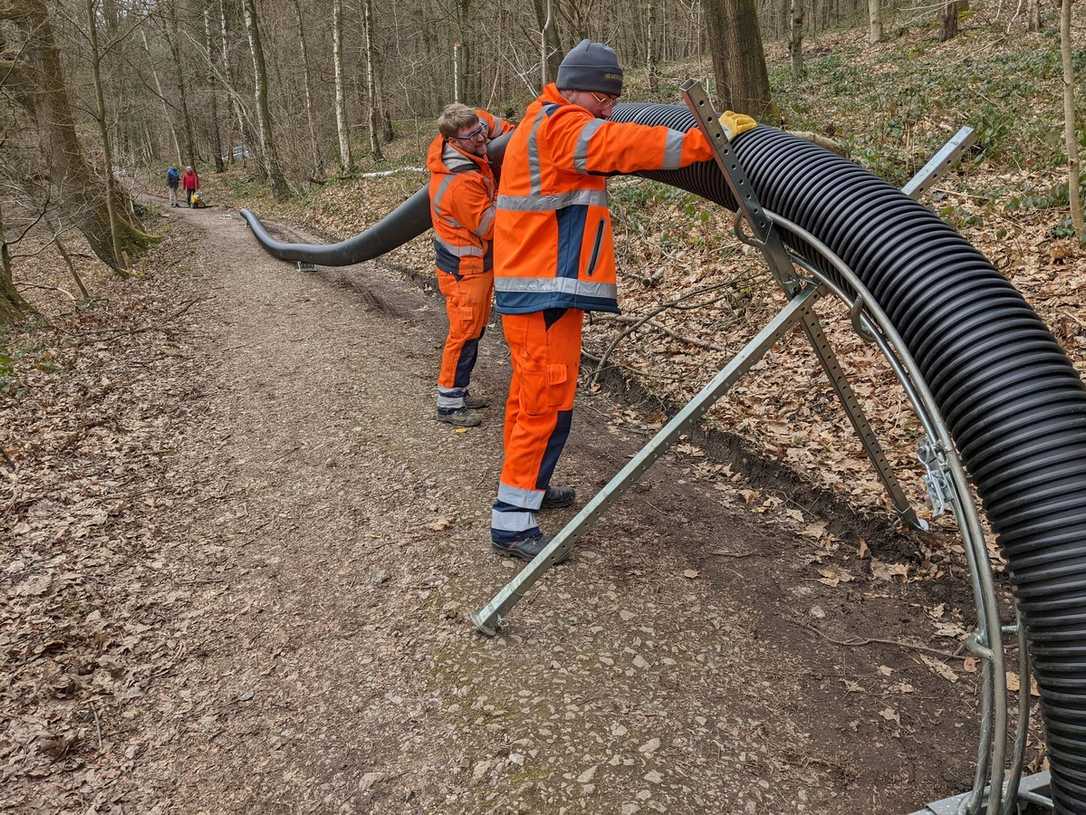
[[463, 392, 489, 410], [491, 534, 570, 564], [540, 484, 576, 509], [436, 407, 482, 427]]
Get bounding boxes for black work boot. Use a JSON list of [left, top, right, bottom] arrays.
[[491, 533, 570, 564], [436, 407, 482, 427], [540, 485, 576, 510], [463, 391, 489, 410]]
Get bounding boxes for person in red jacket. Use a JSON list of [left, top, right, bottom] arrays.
[[181, 166, 200, 207], [489, 40, 717, 561], [427, 104, 514, 427]]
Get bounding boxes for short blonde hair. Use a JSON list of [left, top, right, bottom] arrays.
[[438, 103, 479, 139]]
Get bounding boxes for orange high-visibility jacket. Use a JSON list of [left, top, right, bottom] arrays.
[[477, 108, 515, 140], [427, 109, 514, 278], [493, 84, 713, 314]]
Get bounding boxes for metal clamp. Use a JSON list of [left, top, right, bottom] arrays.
[[918, 437, 952, 519]]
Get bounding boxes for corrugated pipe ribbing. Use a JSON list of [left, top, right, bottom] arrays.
[[243, 102, 1086, 809], [612, 102, 1086, 813]]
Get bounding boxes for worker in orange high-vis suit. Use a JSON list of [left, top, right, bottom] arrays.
[[428, 103, 514, 427], [489, 39, 718, 561]]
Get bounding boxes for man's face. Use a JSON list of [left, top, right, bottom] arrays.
[[568, 90, 619, 120], [451, 120, 487, 156]]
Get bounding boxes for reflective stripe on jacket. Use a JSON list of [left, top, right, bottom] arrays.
[[494, 83, 713, 314], [426, 133, 497, 279]]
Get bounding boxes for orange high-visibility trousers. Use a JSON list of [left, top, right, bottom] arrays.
[[492, 307, 582, 542], [436, 270, 493, 409]]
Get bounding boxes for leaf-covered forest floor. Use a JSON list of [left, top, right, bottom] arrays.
[[1, 203, 1019, 814], [2, 13, 1084, 815]]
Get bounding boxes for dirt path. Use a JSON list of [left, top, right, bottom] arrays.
[[7, 203, 993, 813]]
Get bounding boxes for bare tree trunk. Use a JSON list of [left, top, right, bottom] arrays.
[[533, 0, 562, 84], [203, 1, 225, 172], [141, 25, 183, 166], [373, 49, 394, 143], [3, 0, 150, 270], [1028, 0, 1042, 31], [1061, 0, 1085, 242], [166, 1, 197, 167], [868, 0, 883, 42], [362, 0, 383, 160], [46, 218, 91, 300], [219, 0, 246, 162], [702, 0, 779, 121], [290, 0, 322, 178], [790, 0, 805, 77], [940, 0, 959, 40], [332, 0, 352, 173], [0, 196, 33, 324], [241, 0, 289, 197], [86, 0, 126, 274], [646, 0, 658, 93], [452, 41, 462, 102]]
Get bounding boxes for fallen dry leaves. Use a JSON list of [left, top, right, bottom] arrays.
[[1, 218, 208, 812]]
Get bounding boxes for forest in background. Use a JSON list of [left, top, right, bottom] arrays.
[[1, 0, 1083, 328]]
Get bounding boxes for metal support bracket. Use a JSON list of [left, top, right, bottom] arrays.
[[471, 284, 821, 636], [902, 126, 977, 200], [680, 80, 925, 532], [679, 80, 801, 296], [918, 437, 952, 519]]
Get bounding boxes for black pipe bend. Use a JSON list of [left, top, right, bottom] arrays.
[[239, 132, 512, 267], [243, 102, 1086, 811]]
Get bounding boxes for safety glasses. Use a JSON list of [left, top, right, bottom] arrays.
[[589, 91, 619, 105], [454, 123, 487, 142]]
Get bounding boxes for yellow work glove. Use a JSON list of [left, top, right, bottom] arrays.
[[719, 110, 757, 140]]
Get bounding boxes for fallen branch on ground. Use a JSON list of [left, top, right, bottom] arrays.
[[787, 615, 967, 661], [589, 281, 736, 389]]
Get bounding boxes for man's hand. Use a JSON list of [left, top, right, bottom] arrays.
[[719, 111, 757, 140]]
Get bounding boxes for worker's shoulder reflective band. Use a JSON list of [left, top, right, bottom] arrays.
[[497, 189, 609, 211], [661, 129, 685, 170], [434, 236, 484, 257], [494, 276, 617, 300], [488, 116, 506, 137], [573, 118, 608, 173], [526, 109, 548, 195], [497, 482, 544, 510]]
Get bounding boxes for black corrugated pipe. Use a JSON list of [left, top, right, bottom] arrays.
[[238, 133, 511, 266], [623, 103, 1086, 812], [243, 103, 1086, 809]]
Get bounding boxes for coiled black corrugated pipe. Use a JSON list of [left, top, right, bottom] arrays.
[[245, 103, 1086, 809]]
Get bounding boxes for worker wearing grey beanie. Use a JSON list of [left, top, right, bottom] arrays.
[[487, 39, 717, 562], [556, 39, 623, 97]]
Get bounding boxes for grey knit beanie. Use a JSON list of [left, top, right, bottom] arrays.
[[556, 39, 623, 96]]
